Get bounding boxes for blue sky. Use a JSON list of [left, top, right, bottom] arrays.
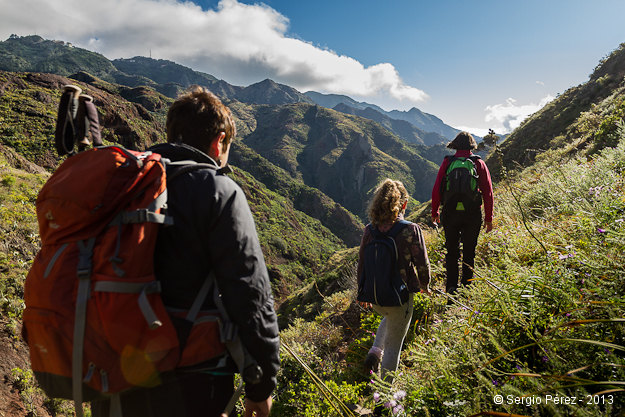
[[1, 0, 624, 135]]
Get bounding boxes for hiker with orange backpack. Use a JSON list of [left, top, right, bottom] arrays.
[[356, 179, 431, 385], [95, 87, 280, 417], [431, 131, 494, 299], [23, 85, 279, 417]]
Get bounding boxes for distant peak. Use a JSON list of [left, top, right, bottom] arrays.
[[256, 78, 276, 85]]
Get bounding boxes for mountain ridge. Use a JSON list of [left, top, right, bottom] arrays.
[[486, 42, 625, 178], [305, 90, 463, 140], [1, 35, 462, 141]]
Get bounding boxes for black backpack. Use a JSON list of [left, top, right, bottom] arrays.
[[357, 220, 411, 307], [441, 155, 482, 211]]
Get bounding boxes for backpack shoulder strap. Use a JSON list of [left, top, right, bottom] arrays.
[[387, 220, 411, 239], [367, 224, 384, 240], [468, 155, 482, 166]]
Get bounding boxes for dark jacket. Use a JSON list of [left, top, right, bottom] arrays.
[[150, 143, 280, 402]]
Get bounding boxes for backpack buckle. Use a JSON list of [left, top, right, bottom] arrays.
[[77, 267, 92, 279]]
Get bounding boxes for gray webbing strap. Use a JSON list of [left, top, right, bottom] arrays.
[[93, 281, 163, 329], [138, 288, 162, 330], [73, 238, 96, 417], [148, 188, 168, 212], [110, 393, 122, 417], [208, 271, 253, 416], [44, 243, 69, 278], [186, 275, 214, 322], [223, 337, 247, 416], [118, 209, 171, 225], [93, 281, 161, 294], [108, 188, 173, 227]]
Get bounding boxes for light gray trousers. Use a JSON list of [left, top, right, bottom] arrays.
[[370, 295, 414, 378]]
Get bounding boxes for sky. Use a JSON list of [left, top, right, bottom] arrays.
[[1, 0, 625, 136]]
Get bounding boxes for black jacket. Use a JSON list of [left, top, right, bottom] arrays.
[[150, 143, 280, 402]]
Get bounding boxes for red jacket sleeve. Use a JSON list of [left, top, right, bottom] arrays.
[[431, 157, 449, 218], [476, 159, 494, 223]]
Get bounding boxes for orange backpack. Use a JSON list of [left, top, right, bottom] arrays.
[[23, 145, 233, 416]]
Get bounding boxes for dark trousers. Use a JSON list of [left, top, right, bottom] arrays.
[[91, 373, 235, 417], [441, 209, 482, 294]]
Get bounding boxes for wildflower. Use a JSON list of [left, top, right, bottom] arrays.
[[384, 399, 397, 409], [492, 379, 499, 386], [597, 228, 606, 233], [542, 356, 549, 362], [566, 313, 571, 317], [393, 390, 406, 401], [373, 392, 381, 402], [516, 365, 522, 370], [393, 404, 404, 415], [604, 348, 612, 355]]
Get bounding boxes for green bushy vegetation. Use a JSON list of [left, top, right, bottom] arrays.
[[274, 129, 625, 416], [0, 73, 59, 168], [0, 156, 44, 335]]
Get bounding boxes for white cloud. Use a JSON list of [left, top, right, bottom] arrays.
[[0, 0, 427, 105], [455, 126, 490, 138], [484, 95, 555, 134]]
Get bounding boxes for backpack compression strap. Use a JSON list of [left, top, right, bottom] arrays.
[[207, 271, 262, 416], [73, 238, 96, 417], [180, 271, 260, 416]]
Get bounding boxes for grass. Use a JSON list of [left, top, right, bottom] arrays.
[[273, 127, 625, 416]]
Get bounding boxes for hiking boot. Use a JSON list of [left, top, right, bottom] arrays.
[[364, 352, 380, 375]]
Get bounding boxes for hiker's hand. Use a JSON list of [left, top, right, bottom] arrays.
[[420, 287, 432, 296], [358, 301, 372, 309], [432, 213, 440, 226], [484, 221, 493, 232], [243, 397, 272, 417]]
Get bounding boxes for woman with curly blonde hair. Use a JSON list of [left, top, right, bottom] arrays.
[[357, 179, 431, 386]]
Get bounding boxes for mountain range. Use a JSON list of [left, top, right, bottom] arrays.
[[1, 32, 625, 417], [1, 35, 463, 141], [0, 34, 450, 296], [304, 90, 463, 140]]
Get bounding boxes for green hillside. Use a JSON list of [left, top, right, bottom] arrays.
[[488, 42, 625, 178], [0, 35, 116, 80], [0, 70, 346, 294], [1, 34, 624, 417], [241, 103, 439, 219]]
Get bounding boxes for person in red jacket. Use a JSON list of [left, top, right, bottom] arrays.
[[431, 131, 493, 297]]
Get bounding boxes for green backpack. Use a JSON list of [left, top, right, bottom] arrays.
[[442, 155, 482, 211]]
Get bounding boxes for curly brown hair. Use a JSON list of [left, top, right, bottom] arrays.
[[367, 179, 409, 226], [166, 85, 236, 154]]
